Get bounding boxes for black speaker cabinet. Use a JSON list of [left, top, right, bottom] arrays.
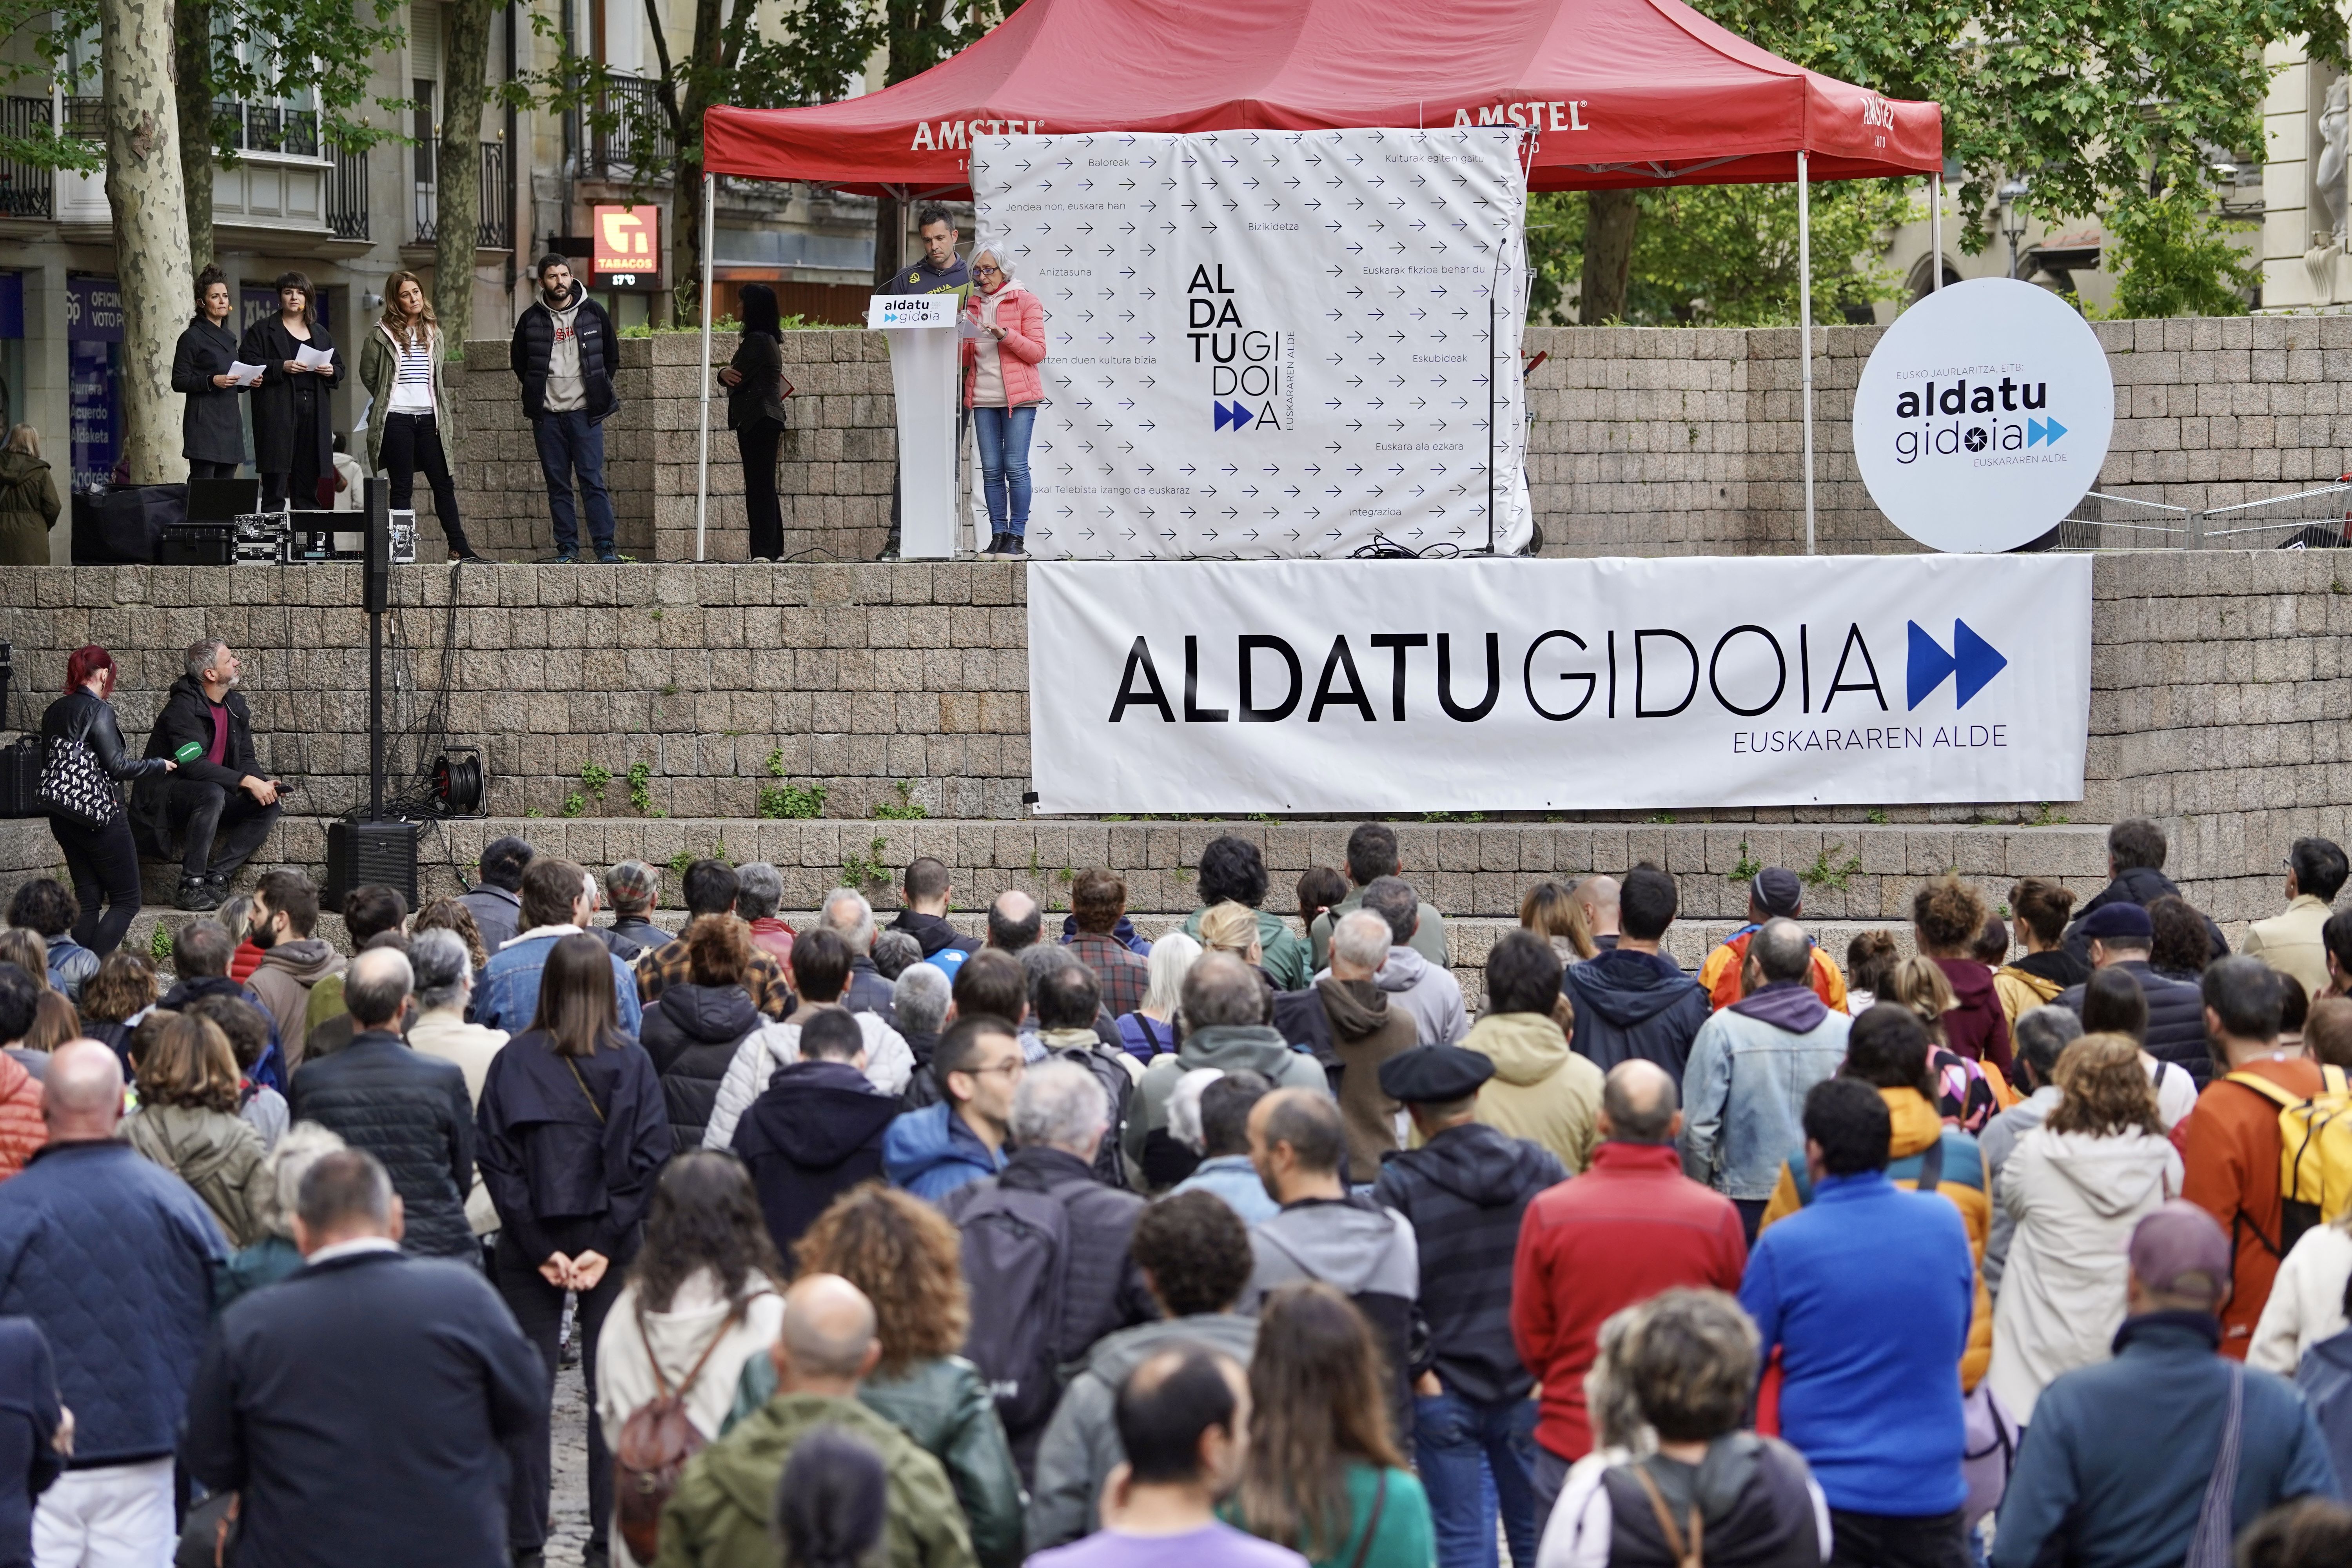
[[325, 818, 418, 906]]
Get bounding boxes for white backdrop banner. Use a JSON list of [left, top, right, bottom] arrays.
[[970, 127, 1530, 559], [1027, 556, 2093, 814]]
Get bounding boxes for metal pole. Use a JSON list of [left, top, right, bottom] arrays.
[[1798, 151, 1815, 556], [695, 171, 715, 562], [1931, 174, 1942, 292], [368, 608, 383, 823]]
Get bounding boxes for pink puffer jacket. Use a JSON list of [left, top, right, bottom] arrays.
[[961, 284, 1047, 408]]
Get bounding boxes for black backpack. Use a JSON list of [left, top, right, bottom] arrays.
[[1047, 1043, 1136, 1189], [948, 1175, 1094, 1437]]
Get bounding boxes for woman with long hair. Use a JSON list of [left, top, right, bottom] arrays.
[[1520, 880, 1598, 966], [359, 269, 479, 559], [1119, 931, 1200, 1063], [717, 282, 789, 561], [40, 645, 174, 956], [0, 424, 60, 565], [171, 263, 249, 480], [121, 1013, 273, 1245], [962, 246, 1046, 555], [1232, 1282, 1433, 1568], [595, 1152, 788, 1568], [1989, 1033, 2180, 1421], [238, 269, 343, 510], [476, 932, 671, 1568], [1883, 956, 2001, 1130], [2079, 965, 2199, 1131], [726, 1184, 1024, 1568], [1994, 878, 2088, 1027]]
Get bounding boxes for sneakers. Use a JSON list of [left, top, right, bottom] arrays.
[[175, 875, 224, 913], [549, 553, 579, 565], [1002, 534, 1027, 556], [596, 550, 631, 564]]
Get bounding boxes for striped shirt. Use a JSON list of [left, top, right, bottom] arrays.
[[387, 331, 435, 413]]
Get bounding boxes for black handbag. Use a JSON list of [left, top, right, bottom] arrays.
[[34, 732, 117, 828]]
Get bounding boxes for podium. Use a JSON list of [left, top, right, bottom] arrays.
[[868, 294, 962, 559]]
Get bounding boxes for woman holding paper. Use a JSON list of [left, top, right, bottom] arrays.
[[171, 264, 250, 481], [960, 247, 1046, 555], [240, 269, 344, 510]]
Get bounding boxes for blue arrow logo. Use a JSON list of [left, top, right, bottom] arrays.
[[1907, 621, 2008, 710], [2027, 416, 2067, 447], [1213, 400, 1255, 432]]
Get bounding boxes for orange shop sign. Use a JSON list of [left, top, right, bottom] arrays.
[[592, 204, 661, 288]]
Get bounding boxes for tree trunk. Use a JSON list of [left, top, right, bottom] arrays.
[[872, 191, 902, 287], [1579, 189, 1639, 324], [668, 0, 723, 327], [102, 0, 194, 483], [436, 0, 497, 350], [174, 0, 214, 270]]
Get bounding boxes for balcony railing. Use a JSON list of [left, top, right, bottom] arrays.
[[414, 140, 512, 249], [60, 96, 321, 157], [326, 142, 369, 240], [0, 97, 54, 219], [63, 95, 103, 140], [590, 75, 674, 178]]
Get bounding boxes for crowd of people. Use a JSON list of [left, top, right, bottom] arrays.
[[6, 806, 2352, 1568]]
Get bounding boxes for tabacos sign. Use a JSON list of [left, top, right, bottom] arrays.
[[1852, 278, 2113, 553]]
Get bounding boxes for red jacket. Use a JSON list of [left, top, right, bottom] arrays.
[[961, 284, 1047, 408], [229, 940, 264, 987], [1933, 957, 2013, 1074], [1511, 1141, 1748, 1460], [0, 1057, 44, 1182]]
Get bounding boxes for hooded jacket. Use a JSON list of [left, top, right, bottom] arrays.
[[704, 1012, 913, 1151], [121, 1100, 274, 1247], [654, 1391, 977, 1568], [884, 1102, 1007, 1201], [1989, 1124, 2181, 1421], [130, 673, 264, 860], [1991, 1313, 2337, 1568], [1368, 945, 1468, 1049], [0, 1058, 40, 1182], [887, 909, 980, 963], [1247, 1196, 1422, 1434], [2055, 960, 2213, 1085], [1180, 907, 1312, 991], [1372, 1122, 1564, 1405], [1992, 948, 2089, 1029], [1127, 1024, 1327, 1173], [731, 1059, 899, 1251], [0, 451, 58, 566], [638, 981, 762, 1151], [1026, 1312, 1259, 1548], [1699, 928, 1848, 1014], [1563, 947, 1710, 1082], [1317, 977, 1418, 1180], [2250, 1223, 2352, 1376], [1679, 985, 1851, 1201], [1457, 1011, 1603, 1174], [247, 938, 347, 1056], [2065, 866, 2230, 968], [1931, 957, 2013, 1074], [510, 279, 620, 422], [2295, 1321, 2352, 1503]]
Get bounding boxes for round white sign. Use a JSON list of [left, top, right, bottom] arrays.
[[1851, 277, 2113, 553]]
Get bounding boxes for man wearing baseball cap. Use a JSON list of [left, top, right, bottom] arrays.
[[1697, 869, 1849, 1013], [2054, 901, 2212, 1086], [1991, 1202, 2337, 1567]]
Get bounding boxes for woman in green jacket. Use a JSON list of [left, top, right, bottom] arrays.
[[728, 1185, 1024, 1568], [1230, 1282, 1436, 1568], [358, 269, 481, 559], [0, 425, 61, 566]]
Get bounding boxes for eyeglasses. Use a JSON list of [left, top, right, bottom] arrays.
[[962, 1058, 1025, 1078], [973, 265, 1003, 277]]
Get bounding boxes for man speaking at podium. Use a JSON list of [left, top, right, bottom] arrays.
[[875, 206, 971, 559]]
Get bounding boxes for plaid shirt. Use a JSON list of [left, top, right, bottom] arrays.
[[1067, 933, 1151, 1018], [636, 926, 795, 1020]]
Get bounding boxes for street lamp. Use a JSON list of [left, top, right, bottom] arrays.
[[1998, 179, 2031, 279]]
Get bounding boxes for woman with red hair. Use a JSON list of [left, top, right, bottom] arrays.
[[39, 646, 174, 955]]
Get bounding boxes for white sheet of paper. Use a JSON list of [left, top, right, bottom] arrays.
[[227, 360, 267, 386], [294, 344, 334, 371]]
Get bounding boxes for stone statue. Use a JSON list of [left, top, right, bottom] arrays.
[[2317, 77, 2350, 243], [2308, 231, 2343, 307]]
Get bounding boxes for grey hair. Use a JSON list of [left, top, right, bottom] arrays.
[[408, 927, 473, 1012], [1019, 941, 1078, 1005], [1331, 909, 1392, 971], [607, 860, 657, 915], [1010, 1058, 1110, 1154], [2013, 1004, 2083, 1082], [1586, 1301, 1659, 1457], [257, 1122, 347, 1241], [1360, 875, 1420, 945], [1142, 931, 1201, 1019], [184, 638, 230, 684], [871, 929, 922, 980], [1168, 1067, 1223, 1153], [893, 962, 951, 1035], [736, 862, 784, 922], [821, 887, 877, 954], [1181, 950, 1264, 1030]]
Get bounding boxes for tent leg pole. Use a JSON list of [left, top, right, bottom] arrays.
[[1798, 151, 1815, 558], [696, 172, 715, 563], [1931, 174, 1943, 292]]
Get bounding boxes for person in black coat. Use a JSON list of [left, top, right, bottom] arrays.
[[717, 282, 790, 560], [286, 948, 476, 1258], [0, 1316, 61, 1568], [238, 269, 343, 511], [181, 1147, 544, 1568], [171, 265, 249, 481], [475, 932, 669, 1565], [731, 1006, 897, 1257], [637, 913, 763, 1151], [40, 646, 175, 958], [129, 644, 281, 913]]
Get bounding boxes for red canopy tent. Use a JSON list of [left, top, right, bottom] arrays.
[[686, 0, 1945, 557]]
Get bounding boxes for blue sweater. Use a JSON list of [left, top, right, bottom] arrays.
[[1739, 1169, 1973, 1516]]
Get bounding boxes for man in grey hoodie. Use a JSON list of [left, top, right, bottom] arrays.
[[1025, 1191, 1260, 1548], [1356, 878, 1466, 1048], [244, 869, 346, 1066], [509, 257, 622, 563], [1125, 953, 1325, 1179]]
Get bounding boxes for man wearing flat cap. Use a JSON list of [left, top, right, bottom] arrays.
[[1991, 1202, 2338, 1566], [1698, 868, 1849, 1013], [2054, 901, 2213, 1085], [1369, 1047, 1566, 1568]]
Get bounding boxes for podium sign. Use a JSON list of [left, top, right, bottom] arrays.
[[867, 293, 963, 558]]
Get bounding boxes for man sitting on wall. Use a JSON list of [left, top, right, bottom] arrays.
[[132, 639, 283, 913]]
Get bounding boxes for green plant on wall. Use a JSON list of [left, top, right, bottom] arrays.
[[1799, 842, 1863, 892], [627, 762, 662, 817], [1726, 840, 1763, 882], [757, 749, 827, 820], [872, 780, 928, 820], [842, 835, 893, 888], [149, 921, 174, 965]]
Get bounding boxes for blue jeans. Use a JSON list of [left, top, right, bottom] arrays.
[[1415, 1388, 1541, 1568], [532, 408, 617, 555], [972, 404, 1036, 536]]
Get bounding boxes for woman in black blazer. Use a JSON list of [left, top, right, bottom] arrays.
[[717, 283, 789, 560], [238, 269, 343, 509], [170, 265, 248, 481]]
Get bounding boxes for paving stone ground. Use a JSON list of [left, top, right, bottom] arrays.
[[547, 1359, 595, 1566]]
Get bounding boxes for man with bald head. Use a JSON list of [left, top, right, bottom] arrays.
[[1510, 1058, 1746, 1519], [987, 888, 1042, 953], [655, 1273, 977, 1568], [0, 1041, 225, 1565], [1571, 875, 1620, 951]]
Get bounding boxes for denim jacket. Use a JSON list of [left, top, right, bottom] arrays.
[[1679, 991, 1851, 1200]]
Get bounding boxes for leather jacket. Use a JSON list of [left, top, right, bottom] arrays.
[[42, 692, 169, 820]]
